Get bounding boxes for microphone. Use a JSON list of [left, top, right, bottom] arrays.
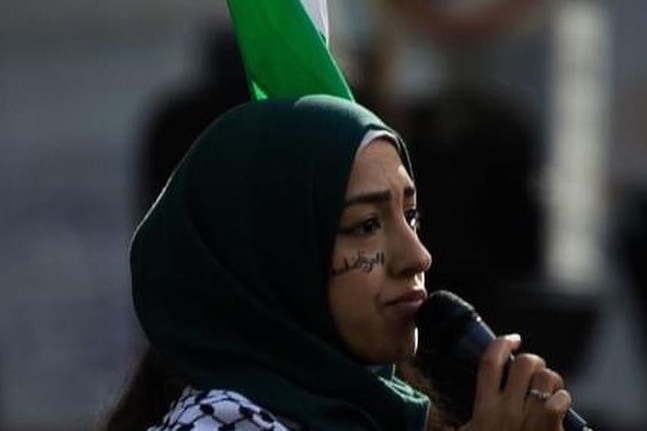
[[414, 290, 592, 431]]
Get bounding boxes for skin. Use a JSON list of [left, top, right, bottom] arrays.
[[328, 139, 573, 430], [328, 138, 431, 364]]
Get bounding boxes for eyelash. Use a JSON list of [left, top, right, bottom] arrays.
[[406, 208, 422, 230], [340, 208, 422, 237]]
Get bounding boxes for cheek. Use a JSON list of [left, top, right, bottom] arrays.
[[328, 270, 381, 343], [328, 270, 381, 319]]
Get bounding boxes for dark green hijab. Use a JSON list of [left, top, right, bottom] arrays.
[[131, 95, 429, 430]]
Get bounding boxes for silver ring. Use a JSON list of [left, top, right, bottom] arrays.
[[528, 388, 552, 401]]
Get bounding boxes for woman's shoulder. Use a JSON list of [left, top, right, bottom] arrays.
[[148, 387, 294, 431]]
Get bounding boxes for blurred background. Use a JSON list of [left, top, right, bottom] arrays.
[[1, 0, 646, 430]]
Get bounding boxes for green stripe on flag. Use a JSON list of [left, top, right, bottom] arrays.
[[226, 0, 354, 101]]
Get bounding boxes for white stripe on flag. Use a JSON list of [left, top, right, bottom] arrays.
[[300, 0, 329, 44], [226, 0, 353, 100]]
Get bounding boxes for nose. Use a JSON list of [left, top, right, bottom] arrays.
[[387, 222, 432, 278]]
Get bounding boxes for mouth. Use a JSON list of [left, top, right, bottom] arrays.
[[384, 288, 428, 318]]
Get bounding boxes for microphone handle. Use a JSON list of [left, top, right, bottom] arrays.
[[564, 408, 593, 431]]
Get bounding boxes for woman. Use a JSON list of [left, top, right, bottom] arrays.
[[104, 95, 571, 431]]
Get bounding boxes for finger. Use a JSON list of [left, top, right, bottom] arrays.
[[503, 353, 545, 414], [527, 368, 564, 404], [530, 367, 564, 392], [525, 367, 564, 420], [544, 389, 572, 430], [474, 334, 521, 411], [523, 388, 571, 431]]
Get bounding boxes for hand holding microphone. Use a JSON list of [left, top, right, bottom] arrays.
[[414, 290, 592, 431]]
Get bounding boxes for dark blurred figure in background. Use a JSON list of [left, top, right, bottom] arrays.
[[620, 189, 647, 327], [616, 81, 647, 336], [403, 85, 597, 380], [138, 27, 249, 216], [406, 85, 542, 299]]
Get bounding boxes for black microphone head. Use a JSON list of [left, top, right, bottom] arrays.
[[414, 290, 475, 326], [413, 290, 491, 425], [415, 290, 479, 351], [413, 290, 482, 424]]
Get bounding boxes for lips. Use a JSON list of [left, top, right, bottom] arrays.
[[384, 288, 428, 318]]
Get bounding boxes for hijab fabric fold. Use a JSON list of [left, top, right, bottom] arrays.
[[131, 95, 429, 431]]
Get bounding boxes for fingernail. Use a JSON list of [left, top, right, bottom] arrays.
[[505, 333, 522, 342]]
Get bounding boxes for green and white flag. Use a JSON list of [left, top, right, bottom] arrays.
[[226, 0, 354, 101]]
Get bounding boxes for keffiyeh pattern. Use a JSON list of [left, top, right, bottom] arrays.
[[149, 388, 293, 431]]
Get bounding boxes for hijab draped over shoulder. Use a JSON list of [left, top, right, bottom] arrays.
[[131, 95, 430, 431]]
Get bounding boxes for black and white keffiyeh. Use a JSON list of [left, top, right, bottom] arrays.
[[149, 388, 299, 431]]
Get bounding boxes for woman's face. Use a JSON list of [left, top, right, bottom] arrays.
[[328, 139, 432, 364]]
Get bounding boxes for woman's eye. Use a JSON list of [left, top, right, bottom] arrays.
[[340, 217, 382, 237], [405, 208, 422, 230]]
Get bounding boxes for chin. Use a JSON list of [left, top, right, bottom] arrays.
[[372, 328, 418, 364], [397, 327, 419, 361]]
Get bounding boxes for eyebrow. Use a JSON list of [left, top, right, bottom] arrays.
[[343, 186, 416, 208]]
